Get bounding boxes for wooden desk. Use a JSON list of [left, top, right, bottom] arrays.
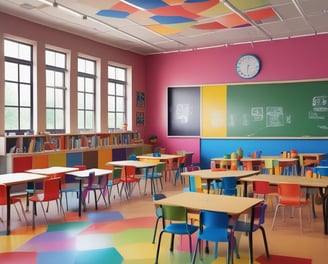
[[261, 156, 298, 175], [240, 158, 263, 171], [299, 153, 327, 175], [155, 192, 263, 264], [181, 169, 260, 193], [106, 160, 159, 195], [0, 173, 46, 235], [240, 174, 328, 235], [26, 166, 79, 176], [66, 168, 112, 216]]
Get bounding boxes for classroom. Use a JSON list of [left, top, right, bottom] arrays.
[[0, 1, 328, 264]]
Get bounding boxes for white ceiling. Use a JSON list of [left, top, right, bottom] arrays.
[[1, 0, 328, 55]]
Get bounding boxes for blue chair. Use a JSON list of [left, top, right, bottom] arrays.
[[221, 177, 237, 196], [191, 210, 234, 264], [152, 193, 167, 243], [141, 162, 165, 194], [155, 205, 198, 264], [319, 159, 328, 166], [234, 202, 270, 260]]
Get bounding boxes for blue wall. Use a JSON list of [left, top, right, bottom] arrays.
[[200, 138, 328, 169]]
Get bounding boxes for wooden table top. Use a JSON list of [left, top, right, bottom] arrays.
[[181, 169, 260, 180], [26, 166, 79, 175], [66, 168, 112, 178], [154, 191, 263, 216], [240, 174, 328, 188], [106, 160, 160, 168]]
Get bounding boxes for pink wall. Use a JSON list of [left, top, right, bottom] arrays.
[[145, 34, 328, 163]]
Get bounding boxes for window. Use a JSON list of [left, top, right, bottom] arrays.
[[45, 49, 66, 133], [77, 57, 96, 131], [108, 65, 127, 130], [4, 39, 33, 134]]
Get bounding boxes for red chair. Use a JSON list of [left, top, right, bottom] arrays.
[[271, 183, 311, 231], [0, 184, 27, 225], [29, 177, 65, 229], [119, 165, 141, 199], [253, 180, 278, 209]]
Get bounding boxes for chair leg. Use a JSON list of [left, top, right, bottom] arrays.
[[271, 204, 281, 230], [191, 239, 200, 264], [259, 226, 270, 259], [152, 216, 162, 244], [17, 201, 28, 225], [155, 231, 164, 264]]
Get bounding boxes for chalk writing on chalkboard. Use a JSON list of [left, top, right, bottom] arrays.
[[312, 96, 328, 112], [176, 103, 190, 124], [251, 107, 264, 121], [266, 106, 284, 127]]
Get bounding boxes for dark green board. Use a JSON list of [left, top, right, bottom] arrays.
[[226, 81, 328, 137]]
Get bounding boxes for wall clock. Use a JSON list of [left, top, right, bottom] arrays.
[[236, 54, 261, 79]]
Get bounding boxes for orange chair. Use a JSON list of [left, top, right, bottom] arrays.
[[271, 183, 311, 231], [0, 184, 28, 225], [119, 165, 141, 199], [29, 177, 65, 229]]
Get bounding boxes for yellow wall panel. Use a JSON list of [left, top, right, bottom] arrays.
[[98, 148, 112, 169], [48, 152, 67, 167], [201, 85, 227, 137]]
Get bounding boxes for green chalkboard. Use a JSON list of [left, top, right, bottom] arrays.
[[226, 81, 328, 137]]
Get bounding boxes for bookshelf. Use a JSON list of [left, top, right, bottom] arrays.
[[0, 131, 150, 174]]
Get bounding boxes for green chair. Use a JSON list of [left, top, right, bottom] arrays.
[[107, 168, 123, 203], [155, 205, 198, 264]]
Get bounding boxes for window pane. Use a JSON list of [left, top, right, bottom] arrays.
[[116, 97, 124, 111], [78, 77, 84, 91], [20, 64, 31, 83], [108, 113, 115, 128], [116, 68, 125, 81], [108, 66, 115, 79], [20, 108, 31, 129], [85, 78, 94, 93], [5, 62, 18, 81], [85, 94, 94, 110], [4, 40, 18, 58], [117, 113, 124, 128], [85, 111, 94, 129], [108, 95, 115, 111], [55, 89, 64, 108], [18, 43, 31, 61], [78, 58, 84, 72], [5, 82, 18, 106], [46, 109, 55, 129], [55, 71, 64, 87], [78, 110, 84, 128], [46, 70, 55, 86], [46, 87, 54, 107], [78, 92, 84, 108], [56, 110, 64, 129], [116, 84, 124, 96], [85, 60, 95, 75], [108, 83, 115, 95], [46, 50, 55, 66], [56, 52, 66, 68], [5, 107, 18, 130], [20, 84, 31, 106]]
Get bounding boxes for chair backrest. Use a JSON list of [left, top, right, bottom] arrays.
[[111, 168, 122, 183], [74, 165, 87, 170], [124, 165, 136, 179], [221, 176, 237, 196], [199, 210, 230, 235], [155, 162, 166, 174], [254, 202, 267, 227], [0, 184, 8, 205], [161, 205, 188, 226], [86, 171, 96, 188], [187, 165, 201, 172], [189, 175, 203, 192], [313, 167, 328, 177], [43, 177, 61, 201], [253, 181, 270, 195], [152, 193, 167, 217], [278, 183, 302, 206], [319, 159, 328, 166]]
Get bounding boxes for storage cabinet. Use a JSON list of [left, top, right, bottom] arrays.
[[0, 131, 150, 174]]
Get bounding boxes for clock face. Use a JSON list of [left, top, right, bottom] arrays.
[[236, 54, 261, 79]]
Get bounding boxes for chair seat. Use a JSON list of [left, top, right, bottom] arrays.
[[164, 223, 198, 235]]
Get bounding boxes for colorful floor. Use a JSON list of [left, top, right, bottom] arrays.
[[0, 211, 312, 264]]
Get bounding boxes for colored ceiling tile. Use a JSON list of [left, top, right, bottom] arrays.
[[164, 0, 185, 5], [193, 21, 226, 30], [167, 21, 197, 30], [216, 13, 249, 28], [97, 9, 130, 18], [183, 0, 220, 14], [150, 6, 200, 19], [230, 0, 270, 11], [110, 1, 140, 14], [246, 7, 277, 21], [151, 15, 195, 24], [199, 1, 230, 17], [147, 24, 182, 34], [124, 0, 168, 10]]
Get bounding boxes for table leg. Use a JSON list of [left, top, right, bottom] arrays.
[[6, 185, 11, 235], [78, 179, 83, 217], [248, 206, 255, 264]]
